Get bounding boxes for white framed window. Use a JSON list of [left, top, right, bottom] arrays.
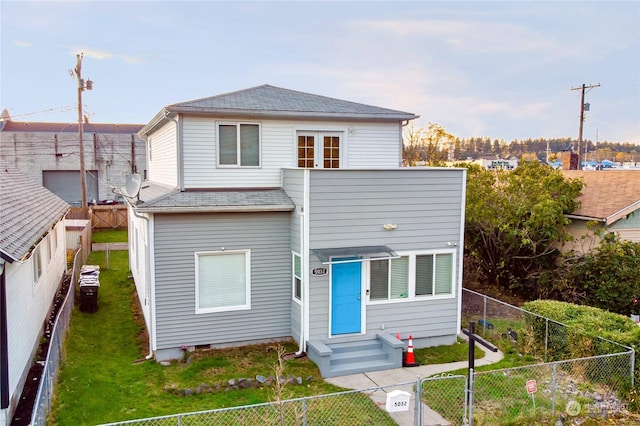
[[415, 253, 454, 297], [292, 252, 302, 302], [195, 250, 251, 313], [32, 245, 42, 283], [370, 256, 409, 300], [368, 250, 455, 303], [218, 122, 260, 167], [49, 227, 57, 258]]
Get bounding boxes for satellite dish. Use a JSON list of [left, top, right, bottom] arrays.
[[123, 174, 142, 198]]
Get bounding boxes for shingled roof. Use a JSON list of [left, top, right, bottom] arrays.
[[562, 170, 640, 225], [0, 164, 70, 262], [122, 181, 295, 213], [140, 84, 419, 136]]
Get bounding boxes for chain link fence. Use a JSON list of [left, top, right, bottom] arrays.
[[37, 285, 635, 425], [98, 382, 420, 426], [29, 246, 83, 426], [463, 288, 634, 425], [462, 288, 633, 361], [471, 353, 633, 425]]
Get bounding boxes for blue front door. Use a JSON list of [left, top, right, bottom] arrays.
[[331, 259, 361, 335]]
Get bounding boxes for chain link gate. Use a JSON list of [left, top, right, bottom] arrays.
[[418, 374, 468, 426]]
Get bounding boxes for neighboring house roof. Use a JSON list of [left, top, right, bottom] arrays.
[[125, 181, 295, 213], [140, 84, 419, 136], [0, 163, 70, 262], [1, 121, 143, 134], [562, 170, 640, 225]]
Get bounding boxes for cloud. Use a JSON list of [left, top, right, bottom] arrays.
[[70, 46, 114, 60], [121, 54, 147, 65], [69, 46, 147, 65], [354, 18, 553, 54], [12, 39, 31, 48]]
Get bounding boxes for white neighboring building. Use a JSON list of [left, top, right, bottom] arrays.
[[0, 164, 69, 425]]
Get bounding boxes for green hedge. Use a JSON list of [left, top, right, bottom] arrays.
[[521, 300, 640, 360]]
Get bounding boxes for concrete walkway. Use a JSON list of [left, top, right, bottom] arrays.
[[326, 337, 504, 426]]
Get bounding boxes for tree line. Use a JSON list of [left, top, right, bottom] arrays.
[[403, 123, 639, 165]]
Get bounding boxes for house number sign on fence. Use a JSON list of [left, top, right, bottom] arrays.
[[385, 389, 411, 412]]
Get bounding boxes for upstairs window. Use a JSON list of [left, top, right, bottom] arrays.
[[218, 123, 260, 167]]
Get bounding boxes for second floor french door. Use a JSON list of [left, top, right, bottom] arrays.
[[297, 131, 342, 169]]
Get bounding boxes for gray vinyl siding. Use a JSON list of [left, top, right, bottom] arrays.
[[303, 168, 465, 342], [290, 302, 302, 342], [308, 169, 464, 249], [283, 169, 306, 343], [153, 212, 292, 349], [283, 168, 305, 252]]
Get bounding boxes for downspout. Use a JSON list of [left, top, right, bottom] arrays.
[[456, 168, 467, 333], [295, 205, 305, 356], [302, 169, 311, 353], [0, 259, 9, 409]]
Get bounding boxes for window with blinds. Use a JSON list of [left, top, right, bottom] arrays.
[[370, 257, 410, 300], [196, 250, 251, 313], [368, 251, 454, 303]]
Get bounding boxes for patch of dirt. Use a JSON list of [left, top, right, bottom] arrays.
[[10, 274, 72, 426]]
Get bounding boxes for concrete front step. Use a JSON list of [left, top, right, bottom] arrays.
[[306, 333, 404, 378]]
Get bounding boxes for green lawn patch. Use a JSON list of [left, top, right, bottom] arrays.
[[50, 250, 398, 425], [414, 337, 483, 365], [91, 229, 128, 243]]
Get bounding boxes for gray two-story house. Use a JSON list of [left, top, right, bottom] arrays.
[[125, 85, 466, 377]]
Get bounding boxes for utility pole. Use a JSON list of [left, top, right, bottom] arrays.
[[73, 53, 93, 209], [571, 83, 600, 169]]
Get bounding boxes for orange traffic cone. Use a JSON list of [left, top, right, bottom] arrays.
[[403, 334, 419, 367]]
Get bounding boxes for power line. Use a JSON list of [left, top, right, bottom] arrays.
[[0, 106, 76, 121]]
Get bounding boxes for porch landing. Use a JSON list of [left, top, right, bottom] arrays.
[[306, 333, 404, 378]]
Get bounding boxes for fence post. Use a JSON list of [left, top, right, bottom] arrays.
[[632, 348, 636, 388], [301, 399, 307, 426], [414, 376, 422, 426], [545, 319, 549, 363], [551, 362, 557, 415], [468, 368, 474, 426], [482, 295, 487, 333]]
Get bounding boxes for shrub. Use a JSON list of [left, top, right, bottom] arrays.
[[522, 300, 640, 359]]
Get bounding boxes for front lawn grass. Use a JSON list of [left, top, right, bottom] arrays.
[[413, 337, 484, 365], [50, 250, 397, 425]]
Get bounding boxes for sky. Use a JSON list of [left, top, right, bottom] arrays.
[[1, 1, 639, 144]]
